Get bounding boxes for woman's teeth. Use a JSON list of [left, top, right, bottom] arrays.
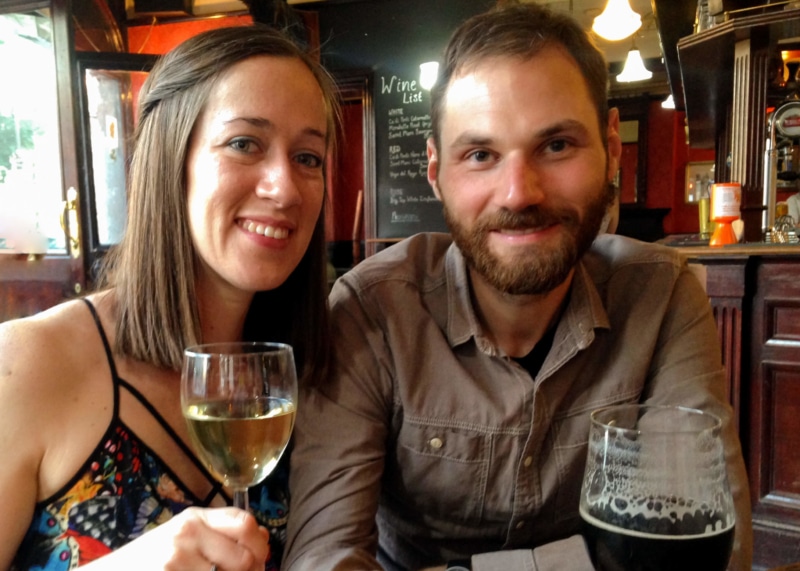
[[242, 221, 289, 239]]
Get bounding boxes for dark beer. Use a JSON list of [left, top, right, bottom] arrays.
[[580, 506, 735, 571]]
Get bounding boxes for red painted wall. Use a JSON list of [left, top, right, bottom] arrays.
[[646, 102, 715, 235], [127, 15, 253, 55], [327, 101, 365, 242]]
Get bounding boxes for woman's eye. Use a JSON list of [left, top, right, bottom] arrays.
[[295, 153, 323, 168], [228, 138, 257, 153]]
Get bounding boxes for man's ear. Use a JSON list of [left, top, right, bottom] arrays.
[[427, 137, 442, 201], [606, 107, 623, 183]]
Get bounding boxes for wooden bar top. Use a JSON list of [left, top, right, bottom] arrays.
[[658, 235, 800, 258]]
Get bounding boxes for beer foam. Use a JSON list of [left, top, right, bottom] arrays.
[[581, 492, 733, 537], [580, 505, 734, 540]]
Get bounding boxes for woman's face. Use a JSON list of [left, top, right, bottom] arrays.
[[185, 55, 327, 299]]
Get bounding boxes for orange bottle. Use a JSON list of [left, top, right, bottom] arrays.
[[709, 182, 742, 246]]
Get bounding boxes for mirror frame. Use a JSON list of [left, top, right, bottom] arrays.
[[74, 51, 157, 277], [610, 95, 649, 205]]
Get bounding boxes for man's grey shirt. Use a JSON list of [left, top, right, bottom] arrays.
[[285, 232, 752, 571]]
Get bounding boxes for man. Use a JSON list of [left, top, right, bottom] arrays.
[[284, 3, 752, 570]]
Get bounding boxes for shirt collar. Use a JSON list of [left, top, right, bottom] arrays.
[[443, 243, 611, 354]]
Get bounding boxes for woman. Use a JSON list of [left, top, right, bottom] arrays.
[[0, 24, 338, 570]]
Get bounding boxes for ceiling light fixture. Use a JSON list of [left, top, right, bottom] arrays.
[[592, 0, 642, 42], [662, 94, 675, 109], [617, 41, 652, 83], [419, 61, 439, 90]]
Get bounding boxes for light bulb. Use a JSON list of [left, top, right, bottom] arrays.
[[617, 48, 652, 83], [592, 0, 642, 42], [419, 61, 439, 91]]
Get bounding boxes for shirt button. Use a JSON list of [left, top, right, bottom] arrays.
[[523, 456, 533, 467], [516, 520, 525, 529], [429, 437, 443, 449]]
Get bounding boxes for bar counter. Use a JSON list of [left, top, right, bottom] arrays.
[[674, 243, 800, 257], [658, 237, 800, 570]]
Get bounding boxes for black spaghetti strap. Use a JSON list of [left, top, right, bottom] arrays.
[[116, 375, 224, 489], [81, 299, 121, 381], [80, 298, 225, 499]]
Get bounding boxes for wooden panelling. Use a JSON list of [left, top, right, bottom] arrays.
[[703, 258, 748, 426], [0, 281, 70, 322], [690, 253, 800, 570], [769, 304, 800, 342], [713, 302, 743, 417], [771, 368, 800, 494], [0, 256, 76, 322], [749, 259, 800, 568]]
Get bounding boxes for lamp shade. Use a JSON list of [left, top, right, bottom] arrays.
[[616, 48, 652, 83], [592, 0, 642, 42], [419, 61, 439, 90]]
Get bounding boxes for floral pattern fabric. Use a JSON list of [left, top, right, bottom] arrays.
[[11, 421, 288, 570]]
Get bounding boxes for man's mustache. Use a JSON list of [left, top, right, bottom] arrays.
[[478, 206, 578, 231]]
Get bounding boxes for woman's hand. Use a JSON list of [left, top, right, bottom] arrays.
[[82, 507, 270, 571]]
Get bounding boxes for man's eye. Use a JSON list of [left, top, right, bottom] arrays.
[[296, 153, 323, 168], [546, 139, 569, 153], [467, 149, 492, 162]]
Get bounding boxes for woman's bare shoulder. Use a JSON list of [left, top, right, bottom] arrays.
[[0, 297, 106, 398]]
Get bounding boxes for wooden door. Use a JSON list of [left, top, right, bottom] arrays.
[[748, 258, 800, 569], [0, 1, 151, 322], [0, 0, 84, 322]]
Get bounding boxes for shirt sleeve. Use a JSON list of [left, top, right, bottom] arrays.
[[471, 536, 594, 571], [283, 278, 390, 571]]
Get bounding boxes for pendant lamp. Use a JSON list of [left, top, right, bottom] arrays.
[[616, 42, 652, 83], [592, 0, 642, 42]]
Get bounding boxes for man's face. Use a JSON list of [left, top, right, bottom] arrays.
[[426, 47, 621, 296]]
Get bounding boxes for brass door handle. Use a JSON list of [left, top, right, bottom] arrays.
[[60, 186, 80, 258]]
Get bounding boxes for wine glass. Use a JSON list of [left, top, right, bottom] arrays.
[[181, 342, 297, 511], [579, 404, 736, 571]]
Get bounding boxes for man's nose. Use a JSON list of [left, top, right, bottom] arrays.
[[499, 154, 545, 210]]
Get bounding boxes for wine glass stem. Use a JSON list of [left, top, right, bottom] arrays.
[[233, 488, 249, 511]]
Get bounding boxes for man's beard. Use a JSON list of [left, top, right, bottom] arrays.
[[443, 181, 615, 296]]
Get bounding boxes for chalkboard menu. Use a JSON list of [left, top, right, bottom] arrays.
[[308, 0, 492, 240], [376, 70, 447, 238]]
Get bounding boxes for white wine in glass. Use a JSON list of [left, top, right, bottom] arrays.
[[181, 342, 297, 510]]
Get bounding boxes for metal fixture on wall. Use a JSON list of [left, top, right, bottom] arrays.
[[592, 0, 642, 41]]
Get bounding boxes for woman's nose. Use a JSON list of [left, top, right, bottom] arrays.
[[500, 155, 545, 210], [255, 157, 302, 207]]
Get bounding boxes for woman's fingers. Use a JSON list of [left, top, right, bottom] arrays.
[[173, 508, 271, 570]]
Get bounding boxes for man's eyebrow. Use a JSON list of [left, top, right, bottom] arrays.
[[449, 119, 589, 148], [450, 131, 494, 148], [537, 119, 588, 138]]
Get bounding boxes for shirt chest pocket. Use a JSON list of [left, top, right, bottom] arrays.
[[387, 422, 491, 523]]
